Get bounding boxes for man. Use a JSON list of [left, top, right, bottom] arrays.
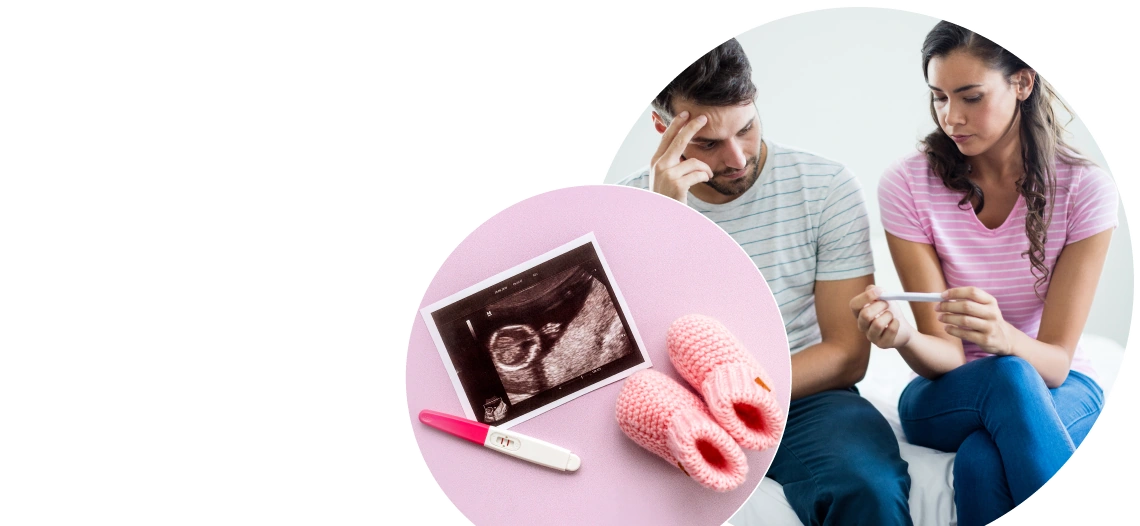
[[618, 38, 912, 525]]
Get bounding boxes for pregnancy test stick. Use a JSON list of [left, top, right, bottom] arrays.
[[878, 292, 944, 302], [419, 409, 582, 472]]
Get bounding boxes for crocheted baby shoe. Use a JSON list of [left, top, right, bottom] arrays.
[[615, 369, 749, 492], [667, 314, 784, 451]]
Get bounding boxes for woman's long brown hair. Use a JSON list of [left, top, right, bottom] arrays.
[[920, 21, 1089, 297]]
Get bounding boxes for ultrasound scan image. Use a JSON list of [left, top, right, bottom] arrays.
[[481, 266, 632, 404]]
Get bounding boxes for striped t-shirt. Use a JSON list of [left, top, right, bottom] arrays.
[[878, 150, 1119, 377], [617, 140, 875, 355]]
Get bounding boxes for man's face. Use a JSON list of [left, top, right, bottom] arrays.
[[662, 99, 764, 199]]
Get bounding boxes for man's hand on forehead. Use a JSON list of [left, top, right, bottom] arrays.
[[649, 111, 713, 204]]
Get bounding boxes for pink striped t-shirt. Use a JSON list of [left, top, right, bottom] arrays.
[[878, 150, 1119, 379]]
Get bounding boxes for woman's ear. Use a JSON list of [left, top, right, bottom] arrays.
[[651, 111, 668, 134], [1013, 69, 1036, 101]]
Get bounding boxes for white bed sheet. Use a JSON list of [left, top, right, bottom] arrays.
[[729, 334, 1124, 526]]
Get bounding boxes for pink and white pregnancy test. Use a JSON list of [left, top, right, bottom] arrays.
[[878, 292, 944, 302], [418, 409, 582, 472]]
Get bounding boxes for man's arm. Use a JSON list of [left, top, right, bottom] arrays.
[[790, 274, 874, 400]]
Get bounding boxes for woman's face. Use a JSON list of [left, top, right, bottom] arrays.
[[926, 50, 1027, 158]]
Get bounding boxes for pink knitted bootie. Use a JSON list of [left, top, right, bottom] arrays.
[[666, 314, 784, 450], [615, 369, 749, 491]]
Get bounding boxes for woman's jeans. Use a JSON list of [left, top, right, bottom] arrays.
[[898, 356, 1104, 526]]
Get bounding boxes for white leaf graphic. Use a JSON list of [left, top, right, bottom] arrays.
[[38, 96, 212, 223], [175, 0, 264, 192], [0, 222, 202, 312], [111, 355, 262, 438], [105, 447, 287, 524], [330, 1, 538, 128]]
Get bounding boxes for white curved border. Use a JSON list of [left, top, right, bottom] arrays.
[[403, 183, 558, 520], [405, 4, 1135, 524]]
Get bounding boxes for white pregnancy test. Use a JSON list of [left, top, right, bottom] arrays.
[[878, 292, 944, 302], [418, 409, 582, 472]]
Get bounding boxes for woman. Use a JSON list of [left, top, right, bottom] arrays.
[[849, 21, 1118, 526]]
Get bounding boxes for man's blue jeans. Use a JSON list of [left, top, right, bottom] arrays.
[[899, 356, 1104, 526], [766, 388, 913, 526]]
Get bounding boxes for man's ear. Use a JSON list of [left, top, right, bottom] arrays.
[[651, 111, 668, 134]]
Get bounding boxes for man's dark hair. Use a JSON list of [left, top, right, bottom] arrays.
[[651, 38, 757, 120]]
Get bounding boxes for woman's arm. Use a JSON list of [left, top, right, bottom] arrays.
[[882, 232, 968, 377], [858, 161, 967, 377], [849, 233, 967, 378], [1040, 230, 1116, 354], [981, 229, 1110, 387], [1030, 229, 1114, 386], [933, 229, 1112, 387]]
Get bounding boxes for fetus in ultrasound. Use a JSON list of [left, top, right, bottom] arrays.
[[483, 266, 633, 404], [487, 325, 543, 372]]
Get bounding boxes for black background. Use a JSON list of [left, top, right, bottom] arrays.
[[6, 0, 1130, 522]]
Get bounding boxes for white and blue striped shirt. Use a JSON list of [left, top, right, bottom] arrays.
[[617, 140, 875, 354]]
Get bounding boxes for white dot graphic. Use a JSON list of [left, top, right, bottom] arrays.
[[469, 88, 535, 151], [215, 206, 314, 303], [271, 406, 351, 488]]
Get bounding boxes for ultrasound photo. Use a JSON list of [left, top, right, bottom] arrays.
[[422, 233, 650, 428], [484, 265, 633, 404]]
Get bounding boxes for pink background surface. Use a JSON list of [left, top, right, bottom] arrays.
[[406, 185, 791, 526]]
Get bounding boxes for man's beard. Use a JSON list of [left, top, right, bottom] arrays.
[[705, 155, 761, 197]]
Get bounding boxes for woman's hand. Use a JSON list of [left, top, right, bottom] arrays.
[[937, 287, 1017, 355], [849, 285, 914, 350]]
